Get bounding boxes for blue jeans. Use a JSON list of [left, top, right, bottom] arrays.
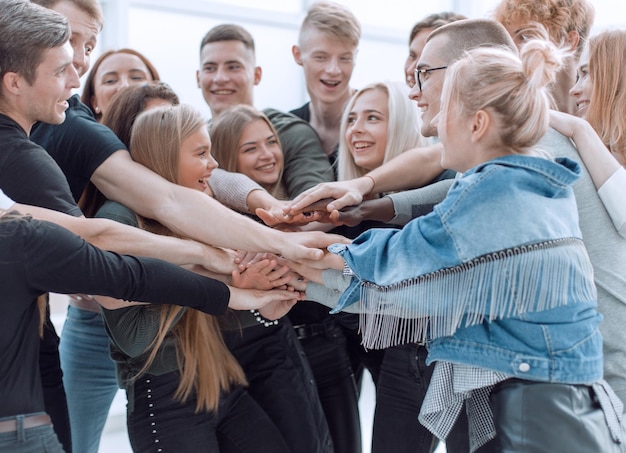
[[128, 371, 290, 453], [58, 306, 118, 453], [40, 312, 71, 453], [372, 343, 437, 453], [0, 418, 64, 453]]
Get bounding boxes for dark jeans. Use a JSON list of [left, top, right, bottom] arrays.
[[128, 371, 288, 453], [372, 343, 438, 453], [40, 312, 72, 453], [298, 317, 362, 453], [342, 322, 385, 392], [224, 319, 333, 453]]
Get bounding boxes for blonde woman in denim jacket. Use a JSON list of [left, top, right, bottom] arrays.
[[298, 34, 626, 453]]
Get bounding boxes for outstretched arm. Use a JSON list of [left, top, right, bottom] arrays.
[[90, 150, 334, 261], [13, 202, 232, 270], [285, 144, 444, 215]]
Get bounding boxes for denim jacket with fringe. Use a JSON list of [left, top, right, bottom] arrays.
[[329, 154, 603, 384]]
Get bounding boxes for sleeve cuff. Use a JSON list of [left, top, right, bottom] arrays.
[[598, 167, 626, 238]]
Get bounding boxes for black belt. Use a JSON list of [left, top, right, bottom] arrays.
[[293, 323, 326, 340]]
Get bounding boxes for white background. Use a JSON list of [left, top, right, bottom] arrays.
[[93, 0, 626, 120]]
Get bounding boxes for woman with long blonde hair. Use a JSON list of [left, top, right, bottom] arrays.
[[337, 81, 427, 182], [97, 104, 295, 453], [208, 104, 334, 453], [553, 29, 626, 238]]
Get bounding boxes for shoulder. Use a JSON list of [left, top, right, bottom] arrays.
[[263, 108, 312, 130], [263, 108, 320, 145], [34, 97, 126, 152]]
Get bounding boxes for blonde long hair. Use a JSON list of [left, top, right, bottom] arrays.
[[337, 81, 427, 181], [129, 104, 246, 412], [586, 29, 626, 163]]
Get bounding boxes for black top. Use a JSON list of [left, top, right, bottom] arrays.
[[0, 113, 81, 216], [30, 94, 125, 201], [0, 215, 230, 417], [289, 102, 338, 175], [289, 102, 311, 123]]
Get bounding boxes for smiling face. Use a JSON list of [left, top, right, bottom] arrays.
[[91, 52, 154, 118], [50, 0, 99, 78], [345, 88, 389, 171], [409, 33, 450, 137], [404, 28, 433, 88], [569, 45, 591, 119], [16, 41, 80, 133], [236, 119, 283, 189], [196, 40, 260, 118], [293, 30, 356, 106], [177, 126, 218, 191]]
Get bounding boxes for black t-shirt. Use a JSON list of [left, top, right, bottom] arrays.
[[289, 102, 311, 123], [30, 94, 125, 201], [289, 101, 338, 174], [0, 113, 81, 216], [0, 215, 230, 417]]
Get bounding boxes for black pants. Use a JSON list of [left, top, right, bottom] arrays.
[[372, 343, 438, 453], [223, 318, 333, 453], [297, 317, 362, 453], [128, 371, 290, 453]]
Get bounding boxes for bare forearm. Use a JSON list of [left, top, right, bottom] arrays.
[[92, 151, 330, 261], [571, 121, 622, 188], [15, 203, 213, 266]]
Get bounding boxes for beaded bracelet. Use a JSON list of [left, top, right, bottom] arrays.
[[250, 309, 279, 327]]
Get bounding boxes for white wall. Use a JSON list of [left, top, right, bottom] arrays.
[[91, 0, 626, 120]]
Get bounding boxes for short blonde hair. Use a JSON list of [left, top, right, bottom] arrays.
[[427, 19, 517, 64], [298, 1, 361, 48], [442, 27, 564, 153], [337, 81, 426, 181]]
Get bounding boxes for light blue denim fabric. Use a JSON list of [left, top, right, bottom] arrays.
[[329, 155, 604, 384], [0, 423, 64, 453], [59, 306, 119, 453]]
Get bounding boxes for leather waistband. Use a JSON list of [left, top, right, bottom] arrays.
[[69, 295, 100, 313], [0, 414, 51, 433], [293, 323, 327, 340]]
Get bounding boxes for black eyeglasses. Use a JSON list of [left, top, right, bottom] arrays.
[[414, 66, 448, 92]]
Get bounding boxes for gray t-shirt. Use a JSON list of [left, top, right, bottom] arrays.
[[540, 129, 626, 406]]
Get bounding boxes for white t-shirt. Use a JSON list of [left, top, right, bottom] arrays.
[[0, 189, 15, 210]]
